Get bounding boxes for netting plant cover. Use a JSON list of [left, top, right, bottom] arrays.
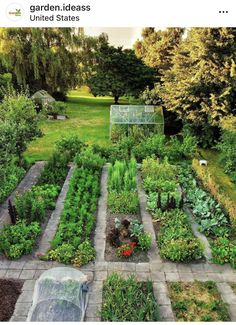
[[27, 267, 89, 322], [110, 105, 164, 137]]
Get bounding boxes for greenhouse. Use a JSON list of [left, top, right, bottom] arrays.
[[109, 105, 164, 138]]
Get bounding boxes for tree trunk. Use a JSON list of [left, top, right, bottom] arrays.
[[114, 95, 119, 104]]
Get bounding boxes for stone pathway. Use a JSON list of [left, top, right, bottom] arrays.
[[36, 164, 76, 254], [0, 161, 45, 228], [0, 165, 235, 322]]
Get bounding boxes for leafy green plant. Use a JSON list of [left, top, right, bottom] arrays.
[[72, 240, 96, 267], [38, 152, 68, 186], [56, 136, 86, 162], [130, 220, 144, 237], [46, 164, 101, 265], [0, 220, 41, 259], [157, 209, 204, 262], [137, 232, 152, 251], [46, 243, 75, 264], [108, 191, 139, 214], [0, 163, 25, 204], [75, 147, 105, 171], [211, 237, 236, 268], [14, 190, 46, 224], [101, 273, 159, 321]]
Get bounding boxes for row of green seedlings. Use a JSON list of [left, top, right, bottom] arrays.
[[107, 158, 152, 258], [178, 163, 236, 268], [0, 152, 69, 259], [143, 157, 204, 262], [42, 148, 105, 266]]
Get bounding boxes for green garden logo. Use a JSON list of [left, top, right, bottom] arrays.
[[6, 3, 24, 21]]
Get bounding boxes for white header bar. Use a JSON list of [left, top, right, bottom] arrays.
[[1, 0, 236, 27]]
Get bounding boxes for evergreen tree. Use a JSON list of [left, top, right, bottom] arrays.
[[162, 28, 236, 132]]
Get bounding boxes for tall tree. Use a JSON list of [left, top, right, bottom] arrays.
[[87, 43, 155, 104], [162, 28, 236, 132], [134, 28, 184, 77], [0, 28, 86, 98]]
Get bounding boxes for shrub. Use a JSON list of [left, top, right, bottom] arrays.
[[75, 147, 105, 171], [0, 163, 25, 204], [38, 152, 68, 186], [56, 136, 86, 161], [0, 220, 41, 259], [211, 237, 236, 268], [108, 191, 139, 214], [71, 240, 96, 267], [216, 116, 236, 178], [14, 190, 46, 224]]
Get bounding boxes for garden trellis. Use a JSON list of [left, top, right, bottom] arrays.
[[110, 105, 164, 138]]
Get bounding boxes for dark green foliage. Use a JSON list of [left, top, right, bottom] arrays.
[[0, 163, 25, 204], [211, 237, 236, 269], [38, 152, 68, 187], [46, 163, 101, 265], [14, 191, 46, 224], [87, 42, 155, 104], [75, 147, 105, 171], [216, 116, 236, 181], [56, 136, 87, 162], [101, 273, 159, 321], [0, 220, 41, 259]]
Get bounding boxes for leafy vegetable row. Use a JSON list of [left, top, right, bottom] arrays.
[[44, 148, 104, 266], [142, 157, 203, 262]]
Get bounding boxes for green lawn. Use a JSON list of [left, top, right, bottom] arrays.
[[200, 149, 236, 202], [24, 88, 125, 162]]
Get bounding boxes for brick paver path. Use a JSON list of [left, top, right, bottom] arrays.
[[0, 165, 235, 322]]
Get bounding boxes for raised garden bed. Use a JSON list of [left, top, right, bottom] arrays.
[[177, 163, 236, 268], [142, 157, 204, 263], [0, 279, 23, 321], [43, 148, 104, 266], [101, 272, 159, 321], [0, 152, 69, 260], [168, 281, 230, 322], [105, 159, 151, 262]]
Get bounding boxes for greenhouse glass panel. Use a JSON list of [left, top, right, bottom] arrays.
[[110, 105, 164, 138]]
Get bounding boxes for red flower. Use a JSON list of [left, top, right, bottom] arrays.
[[130, 242, 136, 248], [123, 249, 132, 257]]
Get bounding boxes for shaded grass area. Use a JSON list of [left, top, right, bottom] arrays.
[[200, 149, 236, 203], [168, 281, 230, 322], [101, 272, 159, 321]]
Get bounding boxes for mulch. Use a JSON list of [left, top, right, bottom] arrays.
[[0, 279, 24, 321]]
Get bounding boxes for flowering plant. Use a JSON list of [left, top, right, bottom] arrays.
[[116, 242, 136, 258]]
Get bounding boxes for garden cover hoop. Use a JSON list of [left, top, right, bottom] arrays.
[[27, 267, 89, 322]]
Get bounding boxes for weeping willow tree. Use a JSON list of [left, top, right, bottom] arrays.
[[0, 28, 95, 98]]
